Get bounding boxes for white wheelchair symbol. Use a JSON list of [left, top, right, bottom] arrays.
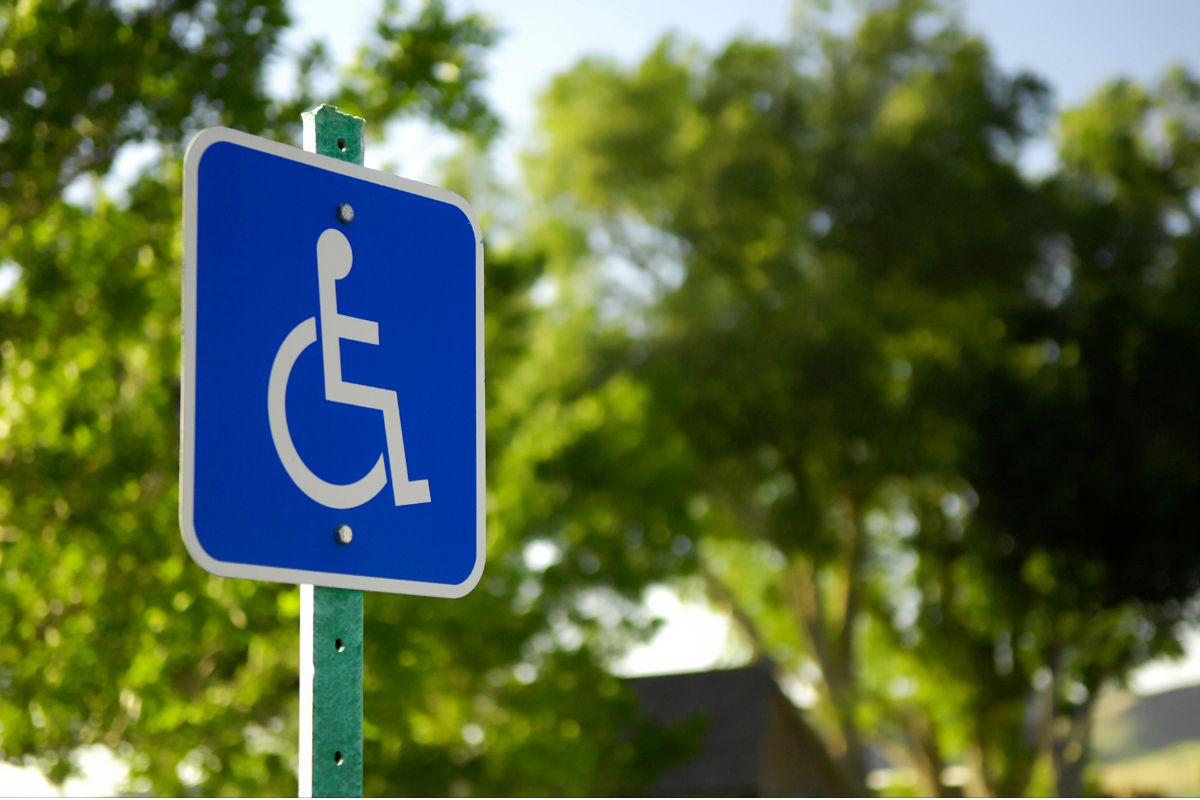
[[267, 228, 431, 510]]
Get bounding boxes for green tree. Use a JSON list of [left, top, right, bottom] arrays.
[[524, 1, 1200, 795], [956, 66, 1200, 796], [8, 0, 1200, 795], [0, 1, 703, 795]]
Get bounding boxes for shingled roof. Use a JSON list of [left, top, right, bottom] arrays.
[[627, 661, 846, 797]]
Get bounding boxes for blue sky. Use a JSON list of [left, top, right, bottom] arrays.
[[274, 0, 1200, 181]]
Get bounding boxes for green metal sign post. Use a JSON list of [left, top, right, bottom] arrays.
[[300, 583, 363, 797], [297, 106, 367, 799]]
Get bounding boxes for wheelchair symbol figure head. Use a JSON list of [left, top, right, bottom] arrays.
[[266, 228, 432, 510], [317, 227, 354, 282]]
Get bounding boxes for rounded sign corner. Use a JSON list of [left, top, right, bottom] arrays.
[[444, 191, 483, 244], [445, 546, 486, 599], [184, 126, 233, 169], [178, 510, 230, 579]]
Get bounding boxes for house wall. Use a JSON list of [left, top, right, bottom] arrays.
[[758, 688, 846, 797]]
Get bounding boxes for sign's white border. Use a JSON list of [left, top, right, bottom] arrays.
[[180, 126, 485, 598]]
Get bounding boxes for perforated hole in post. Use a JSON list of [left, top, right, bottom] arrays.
[[337, 137, 346, 151], [335, 637, 345, 652], [334, 751, 344, 766]]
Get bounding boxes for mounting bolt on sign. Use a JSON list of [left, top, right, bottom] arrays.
[[180, 104, 485, 797]]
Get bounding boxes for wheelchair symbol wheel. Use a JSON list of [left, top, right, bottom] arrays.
[[267, 228, 431, 510]]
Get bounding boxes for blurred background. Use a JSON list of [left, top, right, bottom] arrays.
[[2, 0, 1200, 795]]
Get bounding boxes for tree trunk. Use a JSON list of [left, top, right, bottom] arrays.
[[785, 497, 873, 797], [908, 712, 949, 797], [1053, 689, 1097, 797]]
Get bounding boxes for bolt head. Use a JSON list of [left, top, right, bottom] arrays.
[[336, 203, 354, 224], [334, 524, 353, 545]]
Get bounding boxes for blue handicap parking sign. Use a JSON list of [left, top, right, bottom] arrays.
[[180, 127, 483, 597]]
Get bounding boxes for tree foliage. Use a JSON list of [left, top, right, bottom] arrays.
[[526, 1, 1200, 795], [0, 0, 699, 795]]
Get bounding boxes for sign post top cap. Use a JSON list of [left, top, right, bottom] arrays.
[[302, 105, 365, 165]]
